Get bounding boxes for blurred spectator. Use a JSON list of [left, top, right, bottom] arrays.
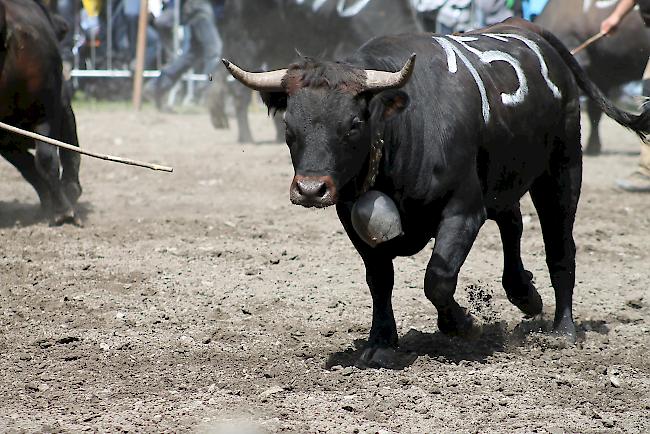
[[411, 0, 447, 32], [475, 0, 513, 27], [436, 0, 473, 33], [520, 0, 547, 21], [144, 0, 222, 111], [601, 0, 650, 192]]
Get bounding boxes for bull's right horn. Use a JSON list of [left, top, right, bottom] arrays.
[[364, 53, 416, 92], [222, 59, 287, 92]]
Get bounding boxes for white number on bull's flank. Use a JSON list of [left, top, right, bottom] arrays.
[[433, 33, 562, 125]]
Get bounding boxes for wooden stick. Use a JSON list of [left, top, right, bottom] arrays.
[[571, 32, 606, 55], [0, 120, 173, 172], [132, 0, 149, 109]]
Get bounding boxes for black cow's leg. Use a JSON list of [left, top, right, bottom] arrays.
[[207, 70, 229, 129], [34, 122, 77, 226], [229, 82, 254, 143], [424, 211, 485, 337], [1, 147, 52, 213], [336, 202, 398, 366], [272, 115, 285, 143], [584, 98, 602, 156], [493, 206, 543, 317], [530, 128, 582, 342]]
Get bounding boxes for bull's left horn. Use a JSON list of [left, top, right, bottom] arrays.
[[364, 53, 416, 92], [222, 59, 287, 92]]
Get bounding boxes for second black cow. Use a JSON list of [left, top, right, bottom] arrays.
[[226, 18, 649, 366]]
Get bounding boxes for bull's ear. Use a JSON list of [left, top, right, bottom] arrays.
[[371, 89, 410, 121], [261, 91, 287, 116]]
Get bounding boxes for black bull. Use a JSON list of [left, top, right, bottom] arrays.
[[0, 0, 82, 225], [214, 0, 422, 143], [536, 0, 650, 156], [226, 18, 650, 367]]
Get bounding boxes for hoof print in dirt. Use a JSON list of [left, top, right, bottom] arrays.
[[357, 346, 417, 370]]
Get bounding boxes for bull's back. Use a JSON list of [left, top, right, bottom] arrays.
[[0, 0, 62, 121], [354, 29, 579, 207]]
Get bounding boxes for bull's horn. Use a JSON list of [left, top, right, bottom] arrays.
[[364, 53, 416, 91], [222, 59, 287, 92]]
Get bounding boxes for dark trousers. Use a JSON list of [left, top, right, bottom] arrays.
[[158, 15, 222, 92]]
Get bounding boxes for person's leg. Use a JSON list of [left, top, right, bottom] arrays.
[[57, 0, 76, 81], [616, 58, 650, 192], [144, 26, 196, 109], [193, 14, 222, 84]]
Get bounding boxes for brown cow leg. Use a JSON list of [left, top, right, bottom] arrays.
[[0, 147, 52, 213], [583, 98, 602, 156]]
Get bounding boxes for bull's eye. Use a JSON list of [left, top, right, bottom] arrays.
[[345, 117, 363, 141]]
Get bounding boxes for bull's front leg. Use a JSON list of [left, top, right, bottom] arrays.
[[425, 209, 485, 337], [363, 254, 398, 349], [336, 202, 399, 367]]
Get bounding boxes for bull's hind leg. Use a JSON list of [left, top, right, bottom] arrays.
[[493, 205, 543, 316], [584, 99, 602, 156], [1, 146, 52, 212], [530, 136, 582, 342]]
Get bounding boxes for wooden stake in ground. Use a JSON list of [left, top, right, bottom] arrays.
[[0, 120, 173, 172], [132, 0, 149, 109], [571, 32, 606, 55]]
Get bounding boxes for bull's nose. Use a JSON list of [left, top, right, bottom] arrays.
[[290, 176, 337, 207], [296, 179, 328, 199]]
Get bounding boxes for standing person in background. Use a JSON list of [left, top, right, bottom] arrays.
[[54, 0, 77, 81], [124, 0, 141, 63], [410, 0, 446, 32], [475, 0, 514, 27], [144, 0, 222, 112], [436, 0, 473, 33], [601, 0, 650, 192]]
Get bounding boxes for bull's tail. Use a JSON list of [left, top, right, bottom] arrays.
[[539, 25, 650, 143]]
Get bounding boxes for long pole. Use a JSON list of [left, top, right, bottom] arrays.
[[0, 120, 173, 172], [571, 32, 606, 55], [132, 0, 149, 109]]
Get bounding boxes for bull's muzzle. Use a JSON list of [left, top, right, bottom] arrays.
[[290, 175, 338, 208]]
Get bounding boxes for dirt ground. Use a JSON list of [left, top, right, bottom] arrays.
[[0, 104, 648, 433]]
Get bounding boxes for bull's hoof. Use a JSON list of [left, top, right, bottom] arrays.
[[357, 346, 416, 369], [209, 107, 229, 129], [238, 134, 254, 144], [437, 307, 480, 339], [552, 316, 577, 345], [64, 182, 83, 205], [505, 272, 543, 317]]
